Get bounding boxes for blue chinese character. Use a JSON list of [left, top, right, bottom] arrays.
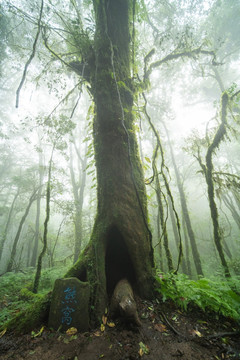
[[64, 287, 77, 303], [61, 306, 75, 325]]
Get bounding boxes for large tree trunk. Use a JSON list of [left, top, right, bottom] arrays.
[[66, 0, 155, 324]]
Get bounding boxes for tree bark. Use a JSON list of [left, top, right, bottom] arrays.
[[30, 147, 44, 267], [65, 0, 155, 324], [33, 147, 54, 293], [205, 93, 230, 277], [168, 197, 187, 274], [182, 214, 192, 277], [154, 172, 173, 271]]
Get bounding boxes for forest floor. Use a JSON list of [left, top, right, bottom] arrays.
[[0, 298, 239, 360]]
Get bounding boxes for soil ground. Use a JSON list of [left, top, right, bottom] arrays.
[[0, 299, 239, 360]]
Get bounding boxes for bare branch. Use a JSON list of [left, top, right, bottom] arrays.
[[15, 0, 44, 108]]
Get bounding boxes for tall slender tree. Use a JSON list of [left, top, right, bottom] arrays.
[[163, 123, 203, 276]]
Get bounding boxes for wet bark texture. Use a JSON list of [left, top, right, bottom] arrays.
[[66, 0, 155, 324], [205, 93, 230, 278]]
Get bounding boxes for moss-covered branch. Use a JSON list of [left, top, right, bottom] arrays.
[[205, 92, 230, 278], [144, 46, 216, 83]]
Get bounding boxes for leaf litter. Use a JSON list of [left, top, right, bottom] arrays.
[[0, 298, 239, 360]]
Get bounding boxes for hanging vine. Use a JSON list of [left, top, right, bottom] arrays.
[[142, 92, 183, 273]]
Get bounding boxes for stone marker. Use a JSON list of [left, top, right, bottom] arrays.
[[48, 277, 90, 332]]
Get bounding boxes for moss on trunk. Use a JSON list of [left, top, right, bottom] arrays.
[[65, 0, 155, 324]]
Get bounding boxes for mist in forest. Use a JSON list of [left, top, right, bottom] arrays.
[[0, 0, 239, 286]]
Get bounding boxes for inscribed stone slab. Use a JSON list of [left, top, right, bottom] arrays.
[[48, 277, 90, 332]]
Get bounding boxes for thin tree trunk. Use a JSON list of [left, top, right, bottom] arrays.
[[182, 215, 192, 277], [50, 217, 65, 267], [156, 207, 164, 271], [6, 188, 38, 272], [169, 197, 187, 274], [70, 141, 87, 263], [205, 93, 230, 277], [0, 188, 19, 261], [30, 148, 44, 267], [26, 235, 33, 267], [222, 193, 240, 229], [163, 122, 203, 276], [33, 148, 54, 293], [155, 172, 173, 271]]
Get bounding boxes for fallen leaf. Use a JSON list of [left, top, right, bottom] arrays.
[[0, 328, 7, 338], [139, 342, 150, 356], [70, 335, 78, 341], [197, 320, 208, 324], [100, 324, 105, 332], [154, 323, 167, 333], [66, 327, 78, 335], [93, 330, 102, 337], [102, 315, 107, 325], [107, 322, 115, 328], [31, 326, 45, 338], [190, 329, 202, 337], [139, 348, 144, 357]]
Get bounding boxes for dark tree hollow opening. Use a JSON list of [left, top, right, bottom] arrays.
[[79, 267, 87, 282], [105, 226, 136, 297]]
